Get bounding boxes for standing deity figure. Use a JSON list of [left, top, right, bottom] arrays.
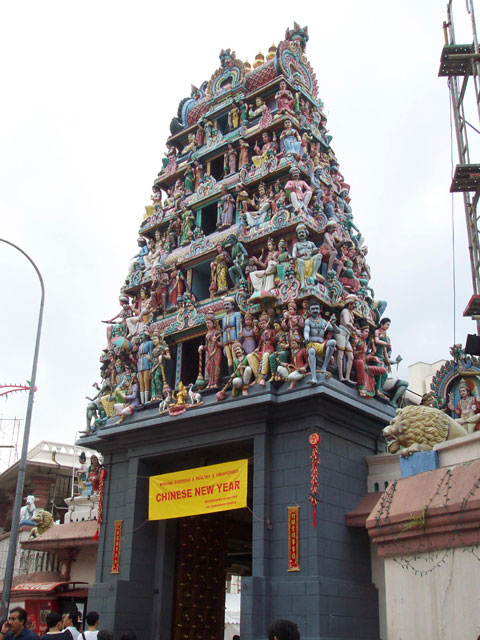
[[168, 268, 186, 308], [150, 334, 171, 400], [275, 80, 295, 114], [238, 138, 249, 167], [319, 221, 343, 277], [217, 187, 236, 228], [303, 299, 338, 384], [224, 144, 238, 175], [244, 182, 272, 228], [195, 120, 206, 147], [279, 119, 302, 155], [228, 236, 249, 287], [151, 265, 170, 316], [249, 237, 279, 296], [335, 295, 359, 384], [372, 317, 396, 399], [447, 378, 480, 433], [292, 224, 323, 289], [193, 160, 205, 190], [180, 208, 195, 245], [240, 312, 258, 354], [221, 297, 242, 374], [285, 166, 313, 213], [228, 102, 240, 130], [184, 166, 195, 194], [198, 314, 223, 389], [352, 322, 387, 399], [210, 245, 231, 297], [137, 331, 154, 404], [311, 167, 325, 210]]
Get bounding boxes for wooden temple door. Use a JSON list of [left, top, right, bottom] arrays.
[[173, 513, 226, 640]]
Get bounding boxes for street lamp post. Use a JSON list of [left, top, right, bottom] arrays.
[[0, 239, 45, 618]]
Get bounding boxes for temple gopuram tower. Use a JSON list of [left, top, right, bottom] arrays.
[[81, 23, 403, 640]]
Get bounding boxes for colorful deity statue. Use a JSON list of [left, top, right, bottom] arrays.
[[151, 334, 171, 400], [224, 144, 237, 175], [280, 119, 302, 156], [228, 235, 249, 287], [244, 182, 272, 229], [249, 237, 279, 297], [217, 187, 236, 228], [447, 377, 480, 432], [251, 132, 278, 169], [137, 331, 154, 404], [210, 244, 231, 296], [304, 299, 338, 384], [247, 314, 277, 385], [240, 311, 258, 354], [285, 166, 313, 213], [221, 297, 242, 374], [292, 224, 322, 289], [198, 314, 223, 389], [275, 80, 295, 114]]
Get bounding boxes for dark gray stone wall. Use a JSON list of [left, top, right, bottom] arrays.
[[82, 379, 392, 639]]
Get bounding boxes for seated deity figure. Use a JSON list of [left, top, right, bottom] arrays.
[[279, 119, 302, 156], [447, 378, 480, 433], [249, 237, 279, 297], [292, 224, 323, 289], [285, 167, 313, 213], [275, 80, 295, 114], [244, 183, 273, 229], [251, 132, 278, 169], [303, 299, 339, 384]]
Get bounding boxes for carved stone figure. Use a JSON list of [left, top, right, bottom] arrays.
[[198, 314, 223, 389], [303, 299, 338, 384], [292, 224, 322, 288], [29, 509, 54, 539], [383, 405, 468, 457], [285, 166, 313, 212]]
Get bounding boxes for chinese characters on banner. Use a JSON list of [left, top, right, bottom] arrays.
[[288, 506, 300, 571], [111, 519, 122, 574]]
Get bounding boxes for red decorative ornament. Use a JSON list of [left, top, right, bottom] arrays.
[[309, 432, 321, 527], [93, 467, 107, 542]]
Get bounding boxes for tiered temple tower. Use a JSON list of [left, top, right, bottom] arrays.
[[81, 24, 401, 640]]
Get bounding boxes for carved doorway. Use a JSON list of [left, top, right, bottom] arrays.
[[172, 513, 226, 640]]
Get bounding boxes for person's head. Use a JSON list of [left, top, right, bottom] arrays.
[[86, 611, 100, 629], [46, 612, 62, 632], [119, 632, 137, 640], [379, 317, 391, 330], [7, 608, 27, 635], [97, 631, 113, 640], [63, 612, 79, 630], [309, 299, 321, 318], [268, 619, 300, 640]]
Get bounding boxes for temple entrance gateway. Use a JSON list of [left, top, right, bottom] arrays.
[[172, 507, 252, 640]]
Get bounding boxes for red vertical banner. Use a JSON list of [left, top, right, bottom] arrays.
[[288, 506, 300, 571], [309, 433, 321, 527], [111, 519, 122, 574]]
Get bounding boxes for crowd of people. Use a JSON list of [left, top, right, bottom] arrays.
[[0, 607, 302, 640], [0, 608, 135, 640]]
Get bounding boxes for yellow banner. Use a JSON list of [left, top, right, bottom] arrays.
[[149, 459, 248, 520]]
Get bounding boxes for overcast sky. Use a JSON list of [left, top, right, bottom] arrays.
[[1, 0, 478, 463]]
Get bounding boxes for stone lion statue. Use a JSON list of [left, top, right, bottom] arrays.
[[29, 509, 54, 538], [383, 405, 468, 457]]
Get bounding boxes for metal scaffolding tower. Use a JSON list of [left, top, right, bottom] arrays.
[[440, 0, 480, 327]]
